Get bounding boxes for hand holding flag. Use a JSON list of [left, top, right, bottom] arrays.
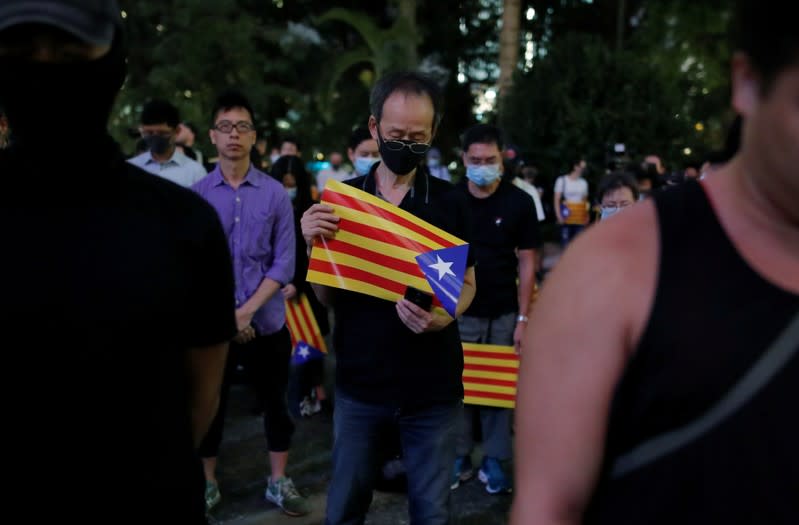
[[302, 179, 469, 319]]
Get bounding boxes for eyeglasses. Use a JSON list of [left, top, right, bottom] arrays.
[[380, 137, 432, 155], [214, 120, 255, 134]]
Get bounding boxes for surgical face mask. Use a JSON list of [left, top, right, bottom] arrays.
[[286, 187, 297, 200], [465, 164, 502, 187], [354, 156, 379, 176], [600, 204, 632, 220], [144, 134, 172, 155], [270, 153, 281, 164]]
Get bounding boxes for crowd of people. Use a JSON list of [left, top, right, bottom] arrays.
[[0, 1, 796, 524]]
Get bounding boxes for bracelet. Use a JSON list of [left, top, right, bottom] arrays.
[[516, 314, 529, 323]]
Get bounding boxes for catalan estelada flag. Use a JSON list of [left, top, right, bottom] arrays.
[[307, 179, 469, 318], [462, 342, 519, 409], [285, 294, 327, 363]]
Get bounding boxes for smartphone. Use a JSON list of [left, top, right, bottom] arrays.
[[404, 286, 433, 311]]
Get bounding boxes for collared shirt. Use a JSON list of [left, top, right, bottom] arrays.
[[333, 162, 475, 406], [128, 150, 208, 188], [193, 164, 296, 335]]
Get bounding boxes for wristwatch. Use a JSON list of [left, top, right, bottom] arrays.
[[516, 314, 529, 323]]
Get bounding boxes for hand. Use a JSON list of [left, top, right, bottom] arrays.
[[395, 299, 451, 334], [301, 204, 339, 247], [513, 321, 527, 355], [235, 308, 254, 333], [282, 283, 298, 301], [233, 325, 256, 344]]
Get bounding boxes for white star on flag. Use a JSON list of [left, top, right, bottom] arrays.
[[428, 255, 456, 280], [298, 345, 310, 359]]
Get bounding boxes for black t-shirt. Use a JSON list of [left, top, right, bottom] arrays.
[[332, 164, 474, 406], [459, 179, 540, 318], [0, 142, 237, 523]]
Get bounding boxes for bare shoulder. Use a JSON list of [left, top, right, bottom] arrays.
[[537, 199, 659, 353]]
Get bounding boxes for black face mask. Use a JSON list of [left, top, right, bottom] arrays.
[[144, 135, 172, 155], [0, 33, 126, 149], [377, 135, 427, 176]]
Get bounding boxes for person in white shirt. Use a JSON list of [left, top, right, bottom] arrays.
[[128, 100, 207, 188], [553, 159, 589, 246]]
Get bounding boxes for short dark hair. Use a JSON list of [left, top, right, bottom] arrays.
[[598, 171, 640, 202], [141, 99, 180, 128], [348, 127, 373, 151], [369, 71, 443, 131], [461, 124, 504, 153], [211, 90, 255, 124], [734, 0, 799, 94], [280, 136, 301, 151]]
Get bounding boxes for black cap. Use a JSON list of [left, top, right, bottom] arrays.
[[0, 0, 120, 46]]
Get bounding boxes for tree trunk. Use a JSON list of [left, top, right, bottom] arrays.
[[397, 0, 418, 66], [498, 0, 522, 101]]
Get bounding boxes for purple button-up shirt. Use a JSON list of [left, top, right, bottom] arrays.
[[193, 164, 295, 335]]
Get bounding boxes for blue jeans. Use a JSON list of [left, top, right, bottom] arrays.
[[561, 224, 585, 246], [325, 392, 460, 525]]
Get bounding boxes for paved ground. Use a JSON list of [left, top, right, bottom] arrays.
[[203, 241, 567, 525], [206, 381, 512, 525]]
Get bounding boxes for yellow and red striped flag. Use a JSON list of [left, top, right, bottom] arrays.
[[462, 342, 519, 409], [285, 294, 327, 355], [307, 179, 468, 317]]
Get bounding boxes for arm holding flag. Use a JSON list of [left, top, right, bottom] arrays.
[[300, 203, 340, 307]]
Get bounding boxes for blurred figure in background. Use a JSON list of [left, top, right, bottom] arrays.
[[271, 154, 330, 417], [554, 158, 590, 246], [596, 171, 639, 221], [346, 126, 380, 178], [316, 150, 354, 192], [426, 146, 451, 181]]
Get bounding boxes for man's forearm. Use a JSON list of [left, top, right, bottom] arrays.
[[187, 342, 228, 448], [455, 267, 477, 318], [518, 250, 536, 316], [241, 277, 282, 316]]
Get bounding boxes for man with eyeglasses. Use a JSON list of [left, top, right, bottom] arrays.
[[193, 90, 309, 517], [128, 99, 208, 187], [302, 71, 477, 524]]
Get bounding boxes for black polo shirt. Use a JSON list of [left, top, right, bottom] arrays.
[[459, 178, 540, 318], [0, 142, 237, 523], [333, 163, 474, 406]]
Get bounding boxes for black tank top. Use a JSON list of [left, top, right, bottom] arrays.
[[585, 181, 799, 524]]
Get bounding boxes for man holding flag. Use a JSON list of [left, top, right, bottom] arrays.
[[451, 124, 539, 495], [302, 71, 476, 524]]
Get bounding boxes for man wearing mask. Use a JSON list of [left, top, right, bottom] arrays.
[[302, 71, 477, 524], [129, 99, 208, 187], [452, 124, 539, 495], [346, 126, 380, 177], [0, 1, 237, 523]]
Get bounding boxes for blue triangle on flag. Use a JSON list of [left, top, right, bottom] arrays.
[[416, 244, 469, 318], [291, 341, 325, 366]]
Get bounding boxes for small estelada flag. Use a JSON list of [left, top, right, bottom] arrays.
[[462, 342, 519, 409], [285, 294, 327, 366], [307, 179, 468, 317]]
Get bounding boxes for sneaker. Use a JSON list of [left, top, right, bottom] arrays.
[[205, 480, 221, 513], [265, 476, 311, 516], [478, 457, 512, 494], [450, 455, 474, 490], [299, 396, 313, 417]]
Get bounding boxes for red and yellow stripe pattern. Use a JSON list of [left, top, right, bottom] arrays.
[[285, 294, 327, 354], [307, 179, 465, 316], [462, 342, 519, 409]]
